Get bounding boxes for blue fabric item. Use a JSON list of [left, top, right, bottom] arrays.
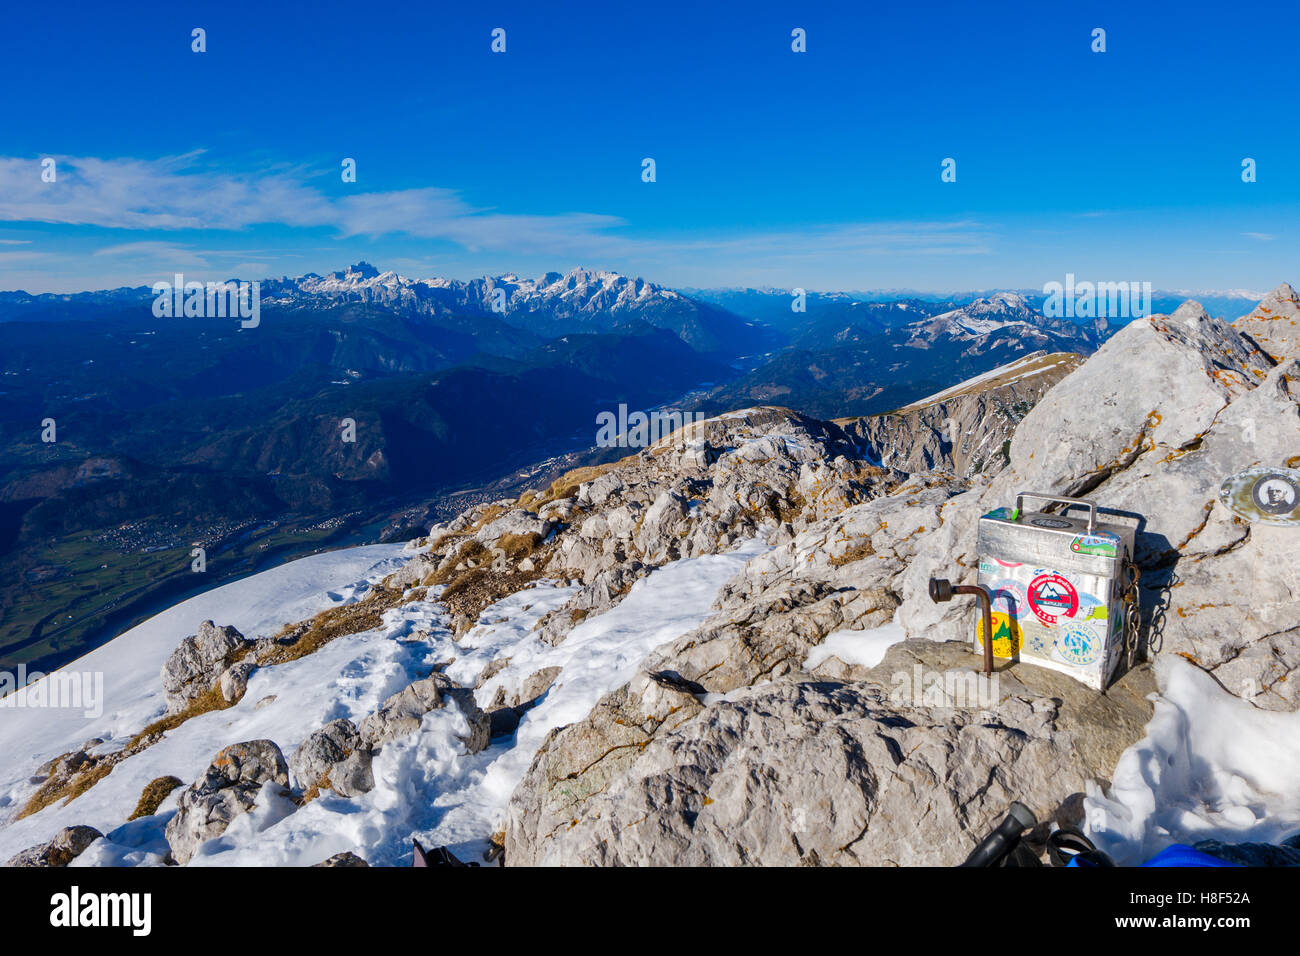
[[1140, 844, 1240, 867], [1190, 839, 1300, 866]]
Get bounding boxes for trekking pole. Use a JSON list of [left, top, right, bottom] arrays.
[[960, 802, 1038, 867]]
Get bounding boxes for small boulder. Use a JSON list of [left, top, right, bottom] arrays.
[[476, 508, 554, 546], [329, 749, 377, 798], [519, 666, 562, 705], [290, 718, 374, 797], [4, 825, 103, 867], [578, 473, 625, 508], [636, 491, 690, 559], [164, 739, 290, 865]]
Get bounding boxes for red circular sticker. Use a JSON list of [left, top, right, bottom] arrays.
[[1027, 573, 1079, 626]]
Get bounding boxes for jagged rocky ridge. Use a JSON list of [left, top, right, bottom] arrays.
[[1235, 281, 1300, 364], [389, 407, 895, 639], [841, 350, 1084, 477]]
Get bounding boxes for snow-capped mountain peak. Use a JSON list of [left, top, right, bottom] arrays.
[[898, 291, 1100, 359], [276, 264, 676, 314], [254, 264, 775, 355], [909, 291, 1038, 339]]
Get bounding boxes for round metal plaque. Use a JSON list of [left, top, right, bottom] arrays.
[[1219, 466, 1300, 526]]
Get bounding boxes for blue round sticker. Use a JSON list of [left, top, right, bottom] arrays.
[[1055, 623, 1100, 666]]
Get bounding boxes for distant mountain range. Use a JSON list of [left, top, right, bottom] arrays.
[[0, 264, 777, 358], [687, 288, 962, 346], [690, 285, 1265, 331], [692, 292, 1106, 419]]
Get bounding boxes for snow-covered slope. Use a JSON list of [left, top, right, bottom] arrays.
[[0, 533, 768, 866], [0, 545, 408, 781], [183, 538, 768, 867], [0, 545, 409, 860]]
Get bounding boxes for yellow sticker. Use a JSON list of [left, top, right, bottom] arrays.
[[976, 611, 1023, 658]]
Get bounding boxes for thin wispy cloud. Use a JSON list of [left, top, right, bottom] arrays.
[[0, 154, 626, 252], [0, 153, 332, 231], [0, 154, 996, 290], [93, 241, 210, 258], [665, 221, 994, 258]]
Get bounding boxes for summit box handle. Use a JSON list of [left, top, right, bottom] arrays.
[[1015, 492, 1097, 533]]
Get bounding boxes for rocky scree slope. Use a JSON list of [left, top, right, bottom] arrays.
[[387, 407, 898, 645]]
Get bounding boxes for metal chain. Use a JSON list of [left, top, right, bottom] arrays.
[[1123, 563, 1142, 668]]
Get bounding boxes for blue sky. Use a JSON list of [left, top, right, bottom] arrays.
[[1, 0, 1296, 293]]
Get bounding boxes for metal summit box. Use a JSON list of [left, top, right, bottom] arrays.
[[974, 492, 1137, 690]]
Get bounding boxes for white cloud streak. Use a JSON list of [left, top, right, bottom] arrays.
[[0, 153, 991, 266]]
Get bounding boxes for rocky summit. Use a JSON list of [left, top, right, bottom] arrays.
[[498, 299, 1299, 865], [2, 293, 1296, 869]]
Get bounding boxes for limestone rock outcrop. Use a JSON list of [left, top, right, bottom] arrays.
[[160, 621, 253, 713]]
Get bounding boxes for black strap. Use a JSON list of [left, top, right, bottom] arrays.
[[1047, 827, 1098, 867]]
